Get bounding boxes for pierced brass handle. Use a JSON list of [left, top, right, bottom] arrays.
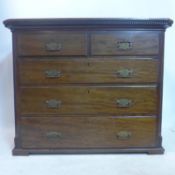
[[117, 131, 132, 140], [45, 42, 62, 51], [45, 70, 61, 78], [116, 41, 132, 50], [116, 98, 133, 108], [117, 69, 134, 78], [46, 99, 61, 109], [46, 131, 62, 139]]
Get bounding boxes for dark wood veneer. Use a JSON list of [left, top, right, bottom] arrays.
[[91, 31, 159, 55], [17, 31, 87, 56], [20, 116, 157, 149], [3, 18, 173, 155], [19, 58, 159, 84], [19, 86, 157, 115]]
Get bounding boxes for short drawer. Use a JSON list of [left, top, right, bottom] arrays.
[[20, 116, 157, 149], [17, 31, 87, 56], [18, 58, 159, 85], [91, 31, 159, 55], [19, 86, 157, 115]]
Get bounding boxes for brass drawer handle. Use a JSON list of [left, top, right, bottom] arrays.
[[45, 70, 61, 78], [46, 99, 61, 108], [116, 98, 133, 108], [45, 42, 62, 51], [117, 69, 134, 78], [116, 41, 132, 50], [117, 131, 132, 140], [46, 131, 62, 139]]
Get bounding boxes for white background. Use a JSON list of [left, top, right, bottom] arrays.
[[0, 0, 175, 174]]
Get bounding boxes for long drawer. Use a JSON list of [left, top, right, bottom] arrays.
[[16, 31, 87, 56], [18, 58, 159, 85], [91, 31, 159, 55], [19, 86, 157, 115], [20, 116, 157, 149]]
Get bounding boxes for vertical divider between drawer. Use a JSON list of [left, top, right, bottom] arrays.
[[87, 31, 91, 57]]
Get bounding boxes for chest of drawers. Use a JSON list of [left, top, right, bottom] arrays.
[[4, 18, 173, 155]]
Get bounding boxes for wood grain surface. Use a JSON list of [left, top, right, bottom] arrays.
[[19, 58, 159, 84], [4, 18, 171, 154], [17, 31, 87, 56], [20, 116, 157, 148], [19, 86, 158, 115], [91, 31, 159, 55]]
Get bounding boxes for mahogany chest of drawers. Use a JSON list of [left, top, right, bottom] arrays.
[[4, 18, 173, 155]]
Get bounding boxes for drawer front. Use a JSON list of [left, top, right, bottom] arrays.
[[19, 58, 159, 85], [17, 31, 87, 56], [91, 31, 159, 55], [19, 87, 157, 115], [20, 116, 157, 148]]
